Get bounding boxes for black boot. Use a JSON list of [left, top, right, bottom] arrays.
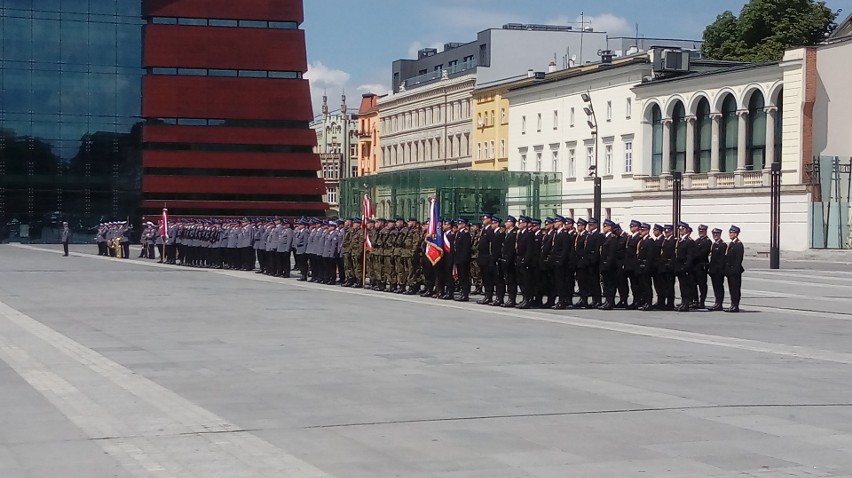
[[477, 296, 493, 305]]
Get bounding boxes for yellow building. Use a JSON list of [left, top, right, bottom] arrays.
[[472, 74, 539, 171], [471, 86, 511, 171]]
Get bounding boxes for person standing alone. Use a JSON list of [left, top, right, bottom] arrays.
[[60, 222, 71, 256]]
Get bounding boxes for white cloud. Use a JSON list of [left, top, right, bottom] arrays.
[[305, 61, 352, 118], [545, 13, 633, 36], [356, 83, 390, 96], [304, 61, 351, 88]]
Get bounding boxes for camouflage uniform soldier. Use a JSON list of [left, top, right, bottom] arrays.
[[395, 218, 413, 293], [351, 219, 365, 287], [374, 220, 390, 291], [404, 218, 423, 294], [366, 220, 379, 288], [470, 223, 482, 295], [342, 222, 354, 284], [392, 218, 408, 293], [386, 219, 401, 292]]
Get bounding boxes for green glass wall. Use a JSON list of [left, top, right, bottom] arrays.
[[340, 170, 562, 222]]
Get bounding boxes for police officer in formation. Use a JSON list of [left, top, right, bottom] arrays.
[[143, 215, 745, 313], [93, 221, 131, 258]]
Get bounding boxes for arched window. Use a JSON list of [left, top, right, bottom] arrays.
[[695, 98, 711, 173], [719, 95, 738, 172], [651, 105, 663, 176], [670, 102, 686, 172], [747, 92, 766, 170]]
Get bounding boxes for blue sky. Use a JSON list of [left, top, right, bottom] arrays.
[[302, 0, 852, 115]]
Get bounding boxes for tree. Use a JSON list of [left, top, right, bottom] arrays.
[[702, 0, 837, 62]]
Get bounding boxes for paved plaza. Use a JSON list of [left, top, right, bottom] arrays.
[[2, 244, 852, 477]]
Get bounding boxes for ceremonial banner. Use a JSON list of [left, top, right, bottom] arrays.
[[425, 197, 443, 266], [362, 194, 373, 252], [160, 207, 170, 241]]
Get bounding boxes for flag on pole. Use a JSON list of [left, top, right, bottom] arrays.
[[425, 197, 444, 266], [362, 193, 374, 252], [160, 207, 169, 241]]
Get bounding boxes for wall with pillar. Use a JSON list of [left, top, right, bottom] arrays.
[[633, 63, 789, 185]]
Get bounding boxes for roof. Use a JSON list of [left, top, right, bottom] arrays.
[[829, 12, 852, 40], [504, 54, 651, 94], [633, 61, 777, 88]]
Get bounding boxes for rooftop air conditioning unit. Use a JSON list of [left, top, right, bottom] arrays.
[[661, 49, 690, 72]]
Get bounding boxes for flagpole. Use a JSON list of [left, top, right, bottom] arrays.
[[361, 220, 368, 287], [361, 193, 369, 288]]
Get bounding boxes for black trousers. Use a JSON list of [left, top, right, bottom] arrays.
[[295, 253, 308, 279], [503, 260, 517, 302], [693, 264, 708, 303], [726, 273, 742, 307], [277, 251, 291, 276], [516, 263, 531, 302], [256, 249, 266, 271], [628, 272, 643, 304], [586, 265, 602, 304], [456, 262, 471, 296], [62, 241, 69, 256], [422, 257, 436, 294], [677, 271, 695, 305], [242, 247, 255, 270], [539, 265, 554, 303], [121, 243, 129, 258], [601, 268, 617, 302], [494, 261, 506, 301], [636, 272, 653, 306], [616, 265, 629, 303], [438, 259, 454, 296], [337, 257, 345, 282], [555, 266, 575, 304], [478, 258, 495, 299], [710, 273, 725, 305]]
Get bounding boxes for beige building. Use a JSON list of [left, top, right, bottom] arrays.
[[378, 73, 475, 171]]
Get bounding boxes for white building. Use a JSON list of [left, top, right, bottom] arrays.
[[379, 74, 475, 172], [506, 40, 852, 251], [310, 94, 358, 209], [507, 56, 651, 220]]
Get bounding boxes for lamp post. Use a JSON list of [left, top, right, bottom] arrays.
[[769, 161, 782, 269], [582, 92, 602, 220]]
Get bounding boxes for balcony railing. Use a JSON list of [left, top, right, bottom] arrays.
[[401, 60, 478, 90], [742, 170, 764, 187], [716, 173, 736, 188], [640, 170, 772, 191]]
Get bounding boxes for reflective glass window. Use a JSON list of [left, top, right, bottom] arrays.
[[209, 19, 238, 27], [269, 21, 299, 29], [178, 18, 207, 26], [238, 70, 267, 78]]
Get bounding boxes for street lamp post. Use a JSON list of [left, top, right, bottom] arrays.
[[769, 161, 782, 269], [582, 92, 602, 220]]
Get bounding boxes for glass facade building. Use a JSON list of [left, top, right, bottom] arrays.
[[0, 0, 325, 243], [340, 171, 563, 222], [0, 0, 144, 241]]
